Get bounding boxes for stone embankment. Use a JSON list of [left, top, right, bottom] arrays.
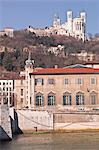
[[0, 105, 12, 140], [1, 106, 99, 141], [13, 109, 99, 132]]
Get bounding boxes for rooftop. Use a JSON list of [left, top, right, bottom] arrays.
[[0, 72, 25, 80], [30, 67, 99, 75]]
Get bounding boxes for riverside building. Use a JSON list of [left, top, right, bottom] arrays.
[[15, 54, 99, 112], [0, 72, 24, 107]]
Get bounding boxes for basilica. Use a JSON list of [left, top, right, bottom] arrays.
[[28, 10, 86, 41]]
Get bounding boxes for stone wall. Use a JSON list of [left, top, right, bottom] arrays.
[[54, 112, 99, 130], [0, 105, 12, 140], [9, 109, 99, 132], [14, 109, 53, 131]]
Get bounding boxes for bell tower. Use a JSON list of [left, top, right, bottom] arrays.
[[25, 51, 34, 108], [53, 12, 61, 28], [67, 10, 73, 33], [80, 11, 86, 41]]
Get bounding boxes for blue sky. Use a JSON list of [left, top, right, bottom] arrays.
[[0, 0, 99, 34]]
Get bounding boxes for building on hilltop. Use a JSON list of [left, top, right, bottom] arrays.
[[0, 27, 14, 38], [70, 50, 96, 62], [27, 10, 86, 41]]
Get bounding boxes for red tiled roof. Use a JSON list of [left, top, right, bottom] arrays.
[[30, 68, 99, 75], [0, 72, 25, 80]]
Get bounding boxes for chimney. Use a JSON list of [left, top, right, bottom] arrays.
[[55, 65, 58, 69]]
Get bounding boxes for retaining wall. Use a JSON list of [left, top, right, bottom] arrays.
[[54, 112, 99, 130], [15, 109, 53, 131], [10, 109, 99, 132]]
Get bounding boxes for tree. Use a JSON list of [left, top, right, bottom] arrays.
[[3, 53, 14, 71]]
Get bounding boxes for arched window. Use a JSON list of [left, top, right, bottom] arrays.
[[36, 93, 44, 106], [76, 92, 84, 105], [63, 92, 72, 105], [48, 92, 55, 106], [90, 91, 97, 105]]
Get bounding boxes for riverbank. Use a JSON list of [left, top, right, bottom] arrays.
[[1, 131, 99, 150], [22, 128, 99, 134]]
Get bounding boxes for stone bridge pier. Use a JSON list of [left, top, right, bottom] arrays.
[[0, 95, 12, 141]]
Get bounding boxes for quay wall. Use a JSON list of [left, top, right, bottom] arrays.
[[9, 109, 99, 132], [54, 112, 99, 130], [11, 109, 53, 131]]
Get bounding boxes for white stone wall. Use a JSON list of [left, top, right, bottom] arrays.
[[9, 109, 99, 132], [15, 110, 53, 131]]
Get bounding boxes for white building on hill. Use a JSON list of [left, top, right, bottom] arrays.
[[27, 10, 86, 41]]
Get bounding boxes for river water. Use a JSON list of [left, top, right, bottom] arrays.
[[1, 132, 99, 150]]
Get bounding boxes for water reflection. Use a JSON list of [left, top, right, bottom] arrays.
[[1, 132, 99, 150]]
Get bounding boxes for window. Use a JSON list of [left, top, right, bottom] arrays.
[[30, 97, 32, 104], [91, 95, 96, 105], [90, 92, 97, 105], [76, 92, 84, 105], [9, 87, 11, 91], [75, 23, 80, 30], [68, 14, 72, 18], [48, 78, 55, 85], [21, 98, 23, 103], [3, 82, 5, 85], [36, 94, 44, 106], [48, 93, 55, 105], [3, 87, 5, 91], [6, 87, 8, 91], [64, 78, 69, 85], [90, 77, 96, 85], [35, 78, 44, 85], [21, 89, 23, 96], [10, 97, 12, 104], [21, 80, 23, 85], [0, 82, 1, 85], [76, 78, 82, 85], [63, 92, 72, 105]]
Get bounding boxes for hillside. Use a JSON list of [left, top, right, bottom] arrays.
[[0, 29, 99, 71]]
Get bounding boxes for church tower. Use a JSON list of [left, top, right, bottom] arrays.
[[80, 11, 86, 23], [53, 13, 61, 28], [80, 11, 86, 41], [25, 51, 34, 108], [67, 10, 73, 33]]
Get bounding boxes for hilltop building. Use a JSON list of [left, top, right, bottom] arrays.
[[0, 27, 14, 38], [27, 10, 86, 41], [71, 50, 95, 62]]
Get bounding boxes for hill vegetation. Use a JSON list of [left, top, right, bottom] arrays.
[[0, 30, 99, 71]]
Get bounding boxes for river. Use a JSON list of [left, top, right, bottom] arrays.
[[1, 131, 99, 150]]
